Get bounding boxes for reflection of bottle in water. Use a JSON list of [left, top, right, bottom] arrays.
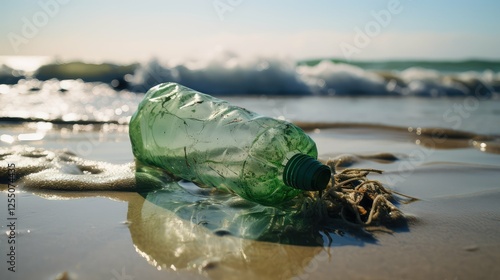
[[129, 83, 330, 205], [127, 171, 364, 277], [127, 181, 325, 277]]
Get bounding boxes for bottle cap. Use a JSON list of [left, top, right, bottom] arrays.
[[283, 153, 331, 191]]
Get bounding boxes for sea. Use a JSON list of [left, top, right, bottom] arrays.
[[1, 54, 500, 133]]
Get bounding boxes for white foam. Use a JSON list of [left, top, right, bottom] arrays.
[[130, 53, 499, 97], [130, 51, 310, 95], [298, 60, 389, 95], [0, 145, 137, 191]]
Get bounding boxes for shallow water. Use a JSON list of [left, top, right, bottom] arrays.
[[1, 96, 500, 279]]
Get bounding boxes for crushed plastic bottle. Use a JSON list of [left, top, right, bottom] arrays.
[[129, 83, 330, 205]]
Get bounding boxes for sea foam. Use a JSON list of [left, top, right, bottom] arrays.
[[128, 52, 499, 97], [1, 52, 499, 98]]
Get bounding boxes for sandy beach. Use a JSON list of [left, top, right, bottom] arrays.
[[1, 95, 499, 279]]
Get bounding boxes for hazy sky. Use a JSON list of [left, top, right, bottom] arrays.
[[1, 0, 499, 62]]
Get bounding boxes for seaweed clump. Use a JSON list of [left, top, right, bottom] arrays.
[[299, 158, 418, 231]]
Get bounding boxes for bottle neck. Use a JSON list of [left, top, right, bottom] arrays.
[[283, 153, 331, 191]]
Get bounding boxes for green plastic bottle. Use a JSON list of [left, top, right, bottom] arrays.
[[129, 83, 330, 205]]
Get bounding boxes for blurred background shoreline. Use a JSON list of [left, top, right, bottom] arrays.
[[2, 54, 499, 97]]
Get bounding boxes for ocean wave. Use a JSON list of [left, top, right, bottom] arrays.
[[128, 53, 310, 95], [1, 53, 499, 97], [128, 54, 500, 97]]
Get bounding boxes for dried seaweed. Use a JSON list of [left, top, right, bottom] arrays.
[[299, 158, 418, 231]]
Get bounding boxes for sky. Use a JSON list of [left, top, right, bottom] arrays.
[[1, 0, 500, 63]]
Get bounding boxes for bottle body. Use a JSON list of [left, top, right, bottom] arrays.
[[129, 83, 321, 205]]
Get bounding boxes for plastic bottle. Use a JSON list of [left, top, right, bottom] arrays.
[[129, 83, 330, 205]]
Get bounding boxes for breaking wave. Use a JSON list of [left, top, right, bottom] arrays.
[[1, 52, 499, 97]]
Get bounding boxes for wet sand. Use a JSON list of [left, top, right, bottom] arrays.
[[1, 121, 500, 279]]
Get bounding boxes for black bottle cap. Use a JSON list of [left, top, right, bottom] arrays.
[[283, 153, 331, 191]]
